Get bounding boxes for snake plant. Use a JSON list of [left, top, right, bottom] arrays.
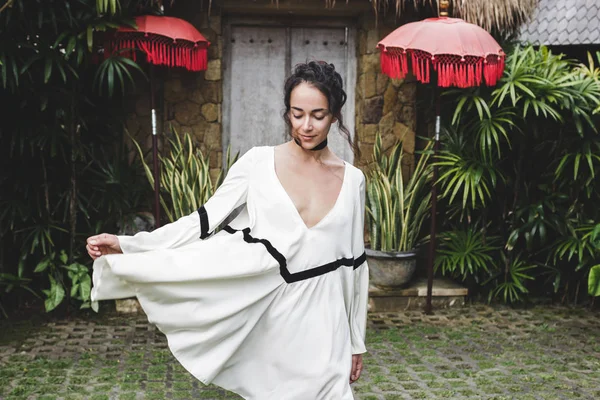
[[366, 133, 433, 252], [132, 129, 238, 222]]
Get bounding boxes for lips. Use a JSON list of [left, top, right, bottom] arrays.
[[300, 135, 316, 140]]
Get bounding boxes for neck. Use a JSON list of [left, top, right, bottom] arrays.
[[289, 137, 329, 162]]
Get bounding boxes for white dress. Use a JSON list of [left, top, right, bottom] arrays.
[[91, 146, 369, 400]]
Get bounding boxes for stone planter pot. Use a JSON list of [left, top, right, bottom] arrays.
[[366, 248, 417, 289]]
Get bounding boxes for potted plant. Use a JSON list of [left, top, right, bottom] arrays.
[[365, 133, 432, 289]]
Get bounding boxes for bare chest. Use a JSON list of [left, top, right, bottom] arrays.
[[275, 161, 345, 229]]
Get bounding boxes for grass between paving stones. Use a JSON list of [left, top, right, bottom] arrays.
[[1, 305, 600, 399]]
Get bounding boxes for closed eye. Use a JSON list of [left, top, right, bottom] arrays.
[[292, 113, 326, 120]]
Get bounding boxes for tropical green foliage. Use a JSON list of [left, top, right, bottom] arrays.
[[437, 46, 600, 303], [34, 250, 92, 311], [133, 130, 239, 222], [435, 227, 499, 283], [0, 0, 157, 316], [366, 133, 432, 252]]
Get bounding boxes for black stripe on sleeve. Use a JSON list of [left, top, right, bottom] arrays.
[[197, 206, 209, 239]]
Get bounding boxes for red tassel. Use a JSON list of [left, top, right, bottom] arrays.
[[411, 53, 418, 81], [382, 52, 404, 80], [458, 64, 465, 88], [129, 40, 135, 60], [440, 63, 445, 87], [381, 52, 389, 77]]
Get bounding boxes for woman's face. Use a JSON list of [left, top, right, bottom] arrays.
[[288, 82, 336, 150]]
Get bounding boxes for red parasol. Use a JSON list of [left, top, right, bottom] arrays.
[[105, 16, 210, 228], [106, 15, 210, 71], [378, 17, 505, 88], [377, 1, 505, 314]]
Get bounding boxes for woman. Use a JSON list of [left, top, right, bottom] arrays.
[[87, 61, 369, 400]]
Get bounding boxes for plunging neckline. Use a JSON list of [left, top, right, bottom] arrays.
[[271, 146, 347, 231]]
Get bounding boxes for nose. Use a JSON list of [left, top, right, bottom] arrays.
[[301, 115, 312, 131]]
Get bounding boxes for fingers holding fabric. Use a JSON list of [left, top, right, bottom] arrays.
[[86, 233, 122, 260]]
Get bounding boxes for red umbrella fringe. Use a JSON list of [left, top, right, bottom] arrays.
[[106, 38, 208, 71], [380, 50, 504, 88]]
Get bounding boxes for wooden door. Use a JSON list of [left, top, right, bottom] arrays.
[[224, 24, 356, 162]]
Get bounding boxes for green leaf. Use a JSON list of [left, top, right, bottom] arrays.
[[70, 283, 80, 298], [59, 250, 68, 265], [34, 257, 51, 273], [79, 274, 92, 301], [87, 26, 94, 52], [44, 275, 65, 312], [44, 58, 52, 83], [589, 265, 600, 296]]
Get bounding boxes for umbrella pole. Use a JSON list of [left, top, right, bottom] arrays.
[[425, 93, 441, 315], [150, 65, 161, 228]]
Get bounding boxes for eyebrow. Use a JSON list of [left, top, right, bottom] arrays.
[[291, 107, 328, 113]]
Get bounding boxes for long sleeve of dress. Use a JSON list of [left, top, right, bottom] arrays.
[[350, 172, 369, 355], [117, 147, 255, 253]]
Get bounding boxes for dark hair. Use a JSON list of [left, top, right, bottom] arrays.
[[283, 61, 360, 158]]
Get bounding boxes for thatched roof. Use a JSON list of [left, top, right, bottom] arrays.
[[371, 0, 539, 33], [201, 0, 538, 34], [453, 0, 539, 33]]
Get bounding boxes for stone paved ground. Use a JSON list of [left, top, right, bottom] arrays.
[[1, 304, 599, 399]]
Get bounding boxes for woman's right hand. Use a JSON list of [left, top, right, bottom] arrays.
[[86, 233, 123, 260]]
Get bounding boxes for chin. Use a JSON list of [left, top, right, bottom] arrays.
[[296, 136, 323, 148]]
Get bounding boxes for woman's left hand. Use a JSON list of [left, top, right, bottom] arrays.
[[350, 354, 363, 383]]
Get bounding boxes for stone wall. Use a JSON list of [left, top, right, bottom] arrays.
[[355, 16, 417, 178], [167, 8, 223, 182], [124, 6, 224, 183]]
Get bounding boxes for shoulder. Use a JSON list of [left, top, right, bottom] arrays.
[[244, 146, 273, 159], [234, 146, 272, 164], [345, 162, 366, 187]]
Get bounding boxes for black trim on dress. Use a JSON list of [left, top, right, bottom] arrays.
[[223, 226, 366, 283], [353, 252, 367, 270], [197, 206, 210, 239]]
